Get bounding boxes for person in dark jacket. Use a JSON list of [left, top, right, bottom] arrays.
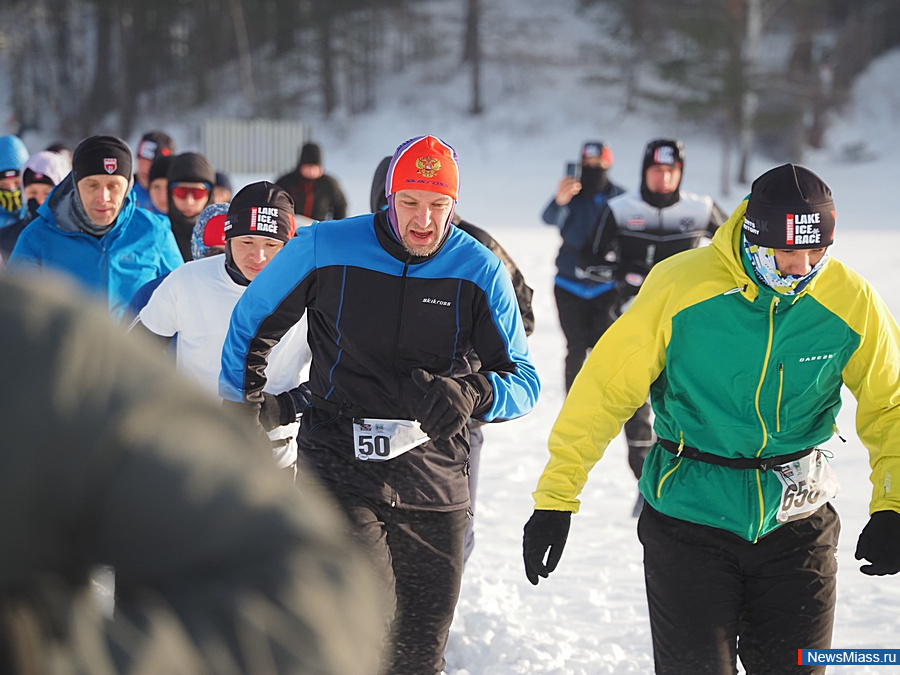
[[542, 140, 626, 392], [7, 135, 182, 322], [0, 270, 382, 675], [166, 151, 216, 262], [222, 135, 540, 675], [274, 141, 348, 222], [580, 139, 727, 510], [370, 154, 535, 563]]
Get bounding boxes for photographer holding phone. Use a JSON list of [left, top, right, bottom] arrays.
[[541, 140, 625, 392]]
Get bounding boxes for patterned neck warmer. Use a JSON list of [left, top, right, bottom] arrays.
[[0, 187, 21, 215], [742, 234, 829, 296]]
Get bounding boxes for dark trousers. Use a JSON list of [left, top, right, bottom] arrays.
[[335, 493, 467, 675], [554, 285, 618, 391], [555, 285, 655, 478], [638, 503, 840, 675]]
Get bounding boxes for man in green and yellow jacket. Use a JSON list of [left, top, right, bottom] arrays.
[[523, 164, 900, 674]]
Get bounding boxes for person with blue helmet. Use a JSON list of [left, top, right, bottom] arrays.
[[0, 134, 30, 228]]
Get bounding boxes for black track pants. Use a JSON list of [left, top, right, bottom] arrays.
[[638, 502, 839, 675], [336, 493, 467, 675]]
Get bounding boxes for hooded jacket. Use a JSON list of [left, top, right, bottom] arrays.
[[534, 199, 900, 541], [220, 210, 540, 511], [7, 174, 183, 321]]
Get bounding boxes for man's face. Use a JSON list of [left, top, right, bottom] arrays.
[[149, 178, 168, 213], [645, 164, 682, 194], [299, 164, 323, 180], [230, 235, 285, 280], [0, 176, 20, 191], [24, 183, 52, 206], [393, 189, 453, 257], [773, 247, 828, 277], [136, 157, 153, 187], [171, 182, 210, 218], [76, 174, 129, 226]]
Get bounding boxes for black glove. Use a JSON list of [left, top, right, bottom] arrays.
[[411, 368, 483, 441], [855, 510, 900, 576], [258, 392, 297, 432], [522, 510, 571, 585]]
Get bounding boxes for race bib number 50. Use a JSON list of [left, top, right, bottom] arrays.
[[775, 450, 840, 523], [352, 418, 429, 462]]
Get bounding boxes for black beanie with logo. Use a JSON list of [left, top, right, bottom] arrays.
[[225, 181, 296, 243], [71, 135, 133, 184], [743, 164, 835, 250]]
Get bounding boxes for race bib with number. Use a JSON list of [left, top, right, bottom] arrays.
[[774, 450, 841, 523], [352, 418, 429, 462]]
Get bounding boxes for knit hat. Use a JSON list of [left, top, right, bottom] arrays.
[[299, 142, 322, 167], [224, 181, 296, 243], [167, 152, 215, 187], [22, 150, 71, 187], [582, 141, 614, 166], [191, 202, 230, 260], [71, 135, 133, 184], [385, 135, 459, 201], [215, 171, 233, 192], [743, 164, 835, 249], [0, 135, 29, 177], [137, 130, 176, 162], [642, 138, 684, 173], [148, 155, 174, 184]]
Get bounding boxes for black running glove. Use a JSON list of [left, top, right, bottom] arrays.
[[411, 368, 488, 440], [523, 510, 571, 585], [258, 392, 297, 432], [855, 510, 900, 576]]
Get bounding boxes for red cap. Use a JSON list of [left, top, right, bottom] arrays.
[[386, 135, 459, 201]]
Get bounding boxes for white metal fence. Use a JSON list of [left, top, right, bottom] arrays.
[[202, 119, 311, 175]]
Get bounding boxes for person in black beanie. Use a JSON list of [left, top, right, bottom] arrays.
[[526, 163, 900, 674], [541, 140, 626, 396], [167, 152, 215, 262], [7, 134, 182, 321], [131, 182, 310, 472], [133, 130, 176, 213], [148, 154, 174, 215], [274, 141, 348, 222], [578, 138, 727, 511]]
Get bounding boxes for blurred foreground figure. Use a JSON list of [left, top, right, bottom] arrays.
[[0, 271, 381, 674]]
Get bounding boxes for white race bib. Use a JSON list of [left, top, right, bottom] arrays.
[[774, 450, 840, 523], [352, 418, 429, 462]]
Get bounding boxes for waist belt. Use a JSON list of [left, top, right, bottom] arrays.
[[658, 438, 814, 472]]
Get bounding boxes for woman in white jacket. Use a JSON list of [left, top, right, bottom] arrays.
[[131, 183, 311, 470]]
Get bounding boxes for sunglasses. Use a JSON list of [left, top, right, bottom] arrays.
[[172, 185, 210, 200]]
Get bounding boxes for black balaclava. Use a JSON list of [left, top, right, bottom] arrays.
[[166, 152, 215, 261], [640, 138, 684, 209], [578, 141, 613, 196]]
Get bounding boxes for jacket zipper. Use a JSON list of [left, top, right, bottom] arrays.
[[776, 363, 784, 433], [389, 257, 411, 509], [751, 295, 779, 541]]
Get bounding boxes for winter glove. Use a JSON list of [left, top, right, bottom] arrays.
[[522, 509, 571, 585], [267, 421, 300, 470], [258, 392, 298, 432], [855, 510, 900, 576], [411, 368, 487, 441]]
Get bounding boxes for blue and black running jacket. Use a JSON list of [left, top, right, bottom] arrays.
[[221, 210, 540, 511]]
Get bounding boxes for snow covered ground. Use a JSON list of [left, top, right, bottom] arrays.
[[12, 6, 900, 666]]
